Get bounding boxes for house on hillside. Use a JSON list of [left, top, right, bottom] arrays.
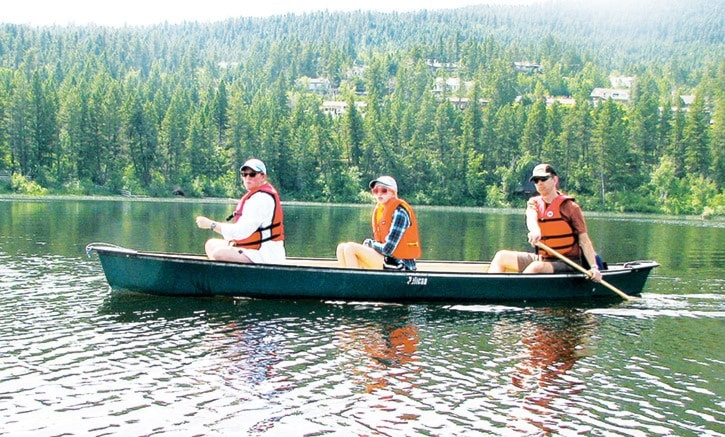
[[445, 96, 489, 110], [432, 77, 474, 94], [590, 88, 630, 104], [513, 62, 542, 74], [546, 96, 576, 107], [321, 100, 367, 118], [664, 95, 697, 113], [679, 94, 695, 107], [426, 59, 458, 72], [514, 96, 577, 107], [297, 77, 331, 94]]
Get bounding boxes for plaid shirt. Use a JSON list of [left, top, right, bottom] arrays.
[[369, 205, 417, 271]]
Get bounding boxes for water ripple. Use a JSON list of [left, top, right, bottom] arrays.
[[1, 255, 723, 435]]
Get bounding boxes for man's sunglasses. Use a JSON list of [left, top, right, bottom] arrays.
[[241, 171, 260, 178], [531, 176, 551, 183]]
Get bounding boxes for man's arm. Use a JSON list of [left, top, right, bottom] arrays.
[[525, 200, 542, 246], [577, 232, 602, 282]]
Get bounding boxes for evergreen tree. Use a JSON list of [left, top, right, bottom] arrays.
[[629, 73, 661, 168], [7, 71, 31, 176], [521, 98, 548, 159], [540, 100, 564, 164], [0, 69, 10, 169], [341, 93, 365, 168], [657, 96, 674, 162], [28, 70, 59, 184], [122, 94, 158, 188], [557, 99, 593, 193], [710, 62, 725, 188], [591, 99, 631, 206], [667, 94, 688, 176], [459, 82, 485, 203], [682, 90, 711, 177], [211, 79, 229, 146], [159, 86, 191, 186]]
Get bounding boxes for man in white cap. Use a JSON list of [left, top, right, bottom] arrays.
[[195, 158, 286, 263], [336, 175, 421, 270], [488, 163, 602, 282]]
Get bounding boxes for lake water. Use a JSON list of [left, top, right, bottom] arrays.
[[0, 197, 723, 436]]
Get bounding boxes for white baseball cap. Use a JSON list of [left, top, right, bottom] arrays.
[[529, 163, 557, 181], [240, 158, 266, 174], [369, 176, 398, 192]]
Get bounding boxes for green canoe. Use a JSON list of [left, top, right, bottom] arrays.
[[86, 243, 659, 302]]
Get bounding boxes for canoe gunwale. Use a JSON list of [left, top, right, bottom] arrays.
[[87, 243, 658, 277]]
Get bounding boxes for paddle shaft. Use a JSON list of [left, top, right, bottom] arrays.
[[536, 242, 635, 301]]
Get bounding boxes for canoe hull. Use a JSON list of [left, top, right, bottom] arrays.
[[88, 244, 659, 302]]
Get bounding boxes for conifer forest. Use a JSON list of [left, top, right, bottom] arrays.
[[1, 0, 723, 215]]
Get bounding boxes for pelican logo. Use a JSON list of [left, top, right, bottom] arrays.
[[546, 211, 554, 218]]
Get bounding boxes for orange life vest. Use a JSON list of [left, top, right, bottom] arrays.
[[532, 194, 579, 258], [372, 198, 422, 260], [231, 183, 285, 249]]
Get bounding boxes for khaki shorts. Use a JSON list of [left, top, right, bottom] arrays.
[[515, 252, 578, 273]]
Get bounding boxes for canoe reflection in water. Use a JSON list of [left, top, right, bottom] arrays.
[[506, 309, 597, 434]]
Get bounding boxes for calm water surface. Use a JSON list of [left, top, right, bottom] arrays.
[[0, 197, 723, 436]]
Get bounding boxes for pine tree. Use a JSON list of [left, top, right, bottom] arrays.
[[683, 90, 711, 177]]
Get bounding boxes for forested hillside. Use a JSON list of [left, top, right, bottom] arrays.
[[1, 0, 723, 215]]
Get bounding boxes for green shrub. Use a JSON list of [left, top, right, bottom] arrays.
[[10, 174, 47, 195]]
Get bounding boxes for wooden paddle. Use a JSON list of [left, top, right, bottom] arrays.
[[536, 242, 635, 301]]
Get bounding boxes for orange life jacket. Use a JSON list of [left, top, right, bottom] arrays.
[[372, 198, 422, 260], [532, 194, 579, 258], [231, 183, 285, 249]]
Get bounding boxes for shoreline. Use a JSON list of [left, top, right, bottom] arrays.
[[1, 193, 721, 225]]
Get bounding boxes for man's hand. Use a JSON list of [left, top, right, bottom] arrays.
[[588, 267, 603, 283], [527, 230, 542, 247], [195, 216, 212, 229]]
